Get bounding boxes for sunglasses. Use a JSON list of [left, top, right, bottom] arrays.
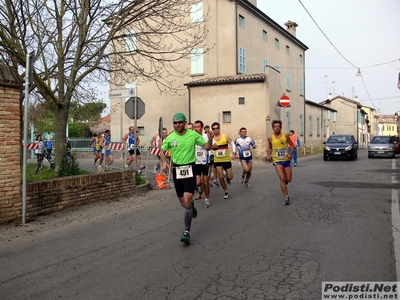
[[212, 127, 219, 130], [173, 121, 185, 125]]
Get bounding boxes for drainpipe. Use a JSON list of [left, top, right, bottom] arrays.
[[235, 1, 238, 74], [187, 85, 191, 122]]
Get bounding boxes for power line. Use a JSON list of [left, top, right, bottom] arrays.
[[298, 0, 358, 69]]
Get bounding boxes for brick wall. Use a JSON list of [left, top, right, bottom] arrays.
[[1, 170, 139, 224], [0, 65, 22, 224]]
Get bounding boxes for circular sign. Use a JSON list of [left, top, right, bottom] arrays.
[[42, 132, 55, 140], [279, 94, 290, 107]]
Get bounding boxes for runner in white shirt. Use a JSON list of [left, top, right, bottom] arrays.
[[194, 120, 211, 207], [235, 127, 256, 187]]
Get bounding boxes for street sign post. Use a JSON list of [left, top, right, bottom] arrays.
[[279, 94, 291, 107], [125, 97, 145, 119]]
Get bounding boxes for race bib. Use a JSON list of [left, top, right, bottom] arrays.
[[196, 151, 206, 159], [129, 144, 135, 149], [243, 150, 251, 157], [275, 148, 286, 159], [176, 165, 193, 179], [216, 150, 226, 157]]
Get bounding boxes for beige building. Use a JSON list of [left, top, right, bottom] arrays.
[[319, 95, 370, 147], [304, 100, 337, 147], [109, 0, 308, 153]]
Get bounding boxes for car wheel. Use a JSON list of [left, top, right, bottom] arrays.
[[350, 153, 356, 160], [323, 155, 327, 161], [368, 154, 372, 158]]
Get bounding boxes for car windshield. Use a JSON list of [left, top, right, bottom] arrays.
[[371, 137, 390, 144], [328, 136, 351, 143]]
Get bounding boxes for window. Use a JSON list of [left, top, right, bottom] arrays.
[[190, 2, 203, 23], [263, 58, 268, 73], [299, 54, 303, 64], [263, 30, 267, 42], [309, 115, 313, 136], [239, 47, 246, 73], [299, 77, 304, 96], [286, 45, 290, 55], [317, 117, 321, 136], [327, 110, 330, 120], [125, 30, 136, 52], [323, 118, 327, 137], [333, 112, 337, 122], [137, 126, 144, 135], [275, 38, 279, 49], [286, 111, 292, 131], [238, 97, 245, 105], [239, 15, 245, 28], [286, 70, 291, 91], [275, 65, 280, 72], [190, 48, 204, 75], [223, 111, 231, 123], [300, 114, 305, 136]]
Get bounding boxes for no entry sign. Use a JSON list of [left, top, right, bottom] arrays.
[[279, 94, 290, 107]]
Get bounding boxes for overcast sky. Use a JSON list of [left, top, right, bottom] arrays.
[[258, 0, 400, 115]]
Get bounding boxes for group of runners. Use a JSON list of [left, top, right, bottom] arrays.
[[159, 113, 298, 245]]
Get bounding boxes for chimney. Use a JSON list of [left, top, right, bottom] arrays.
[[284, 20, 298, 37]]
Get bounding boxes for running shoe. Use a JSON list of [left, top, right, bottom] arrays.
[[191, 199, 197, 218], [223, 191, 229, 199], [284, 197, 290, 205], [239, 175, 245, 184], [195, 193, 202, 200], [93, 159, 96, 167], [245, 182, 252, 188], [205, 198, 210, 208], [180, 230, 190, 244], [123, 162, 128, 169], [214, 180, 220, 188], [294, 164, 297, 166]]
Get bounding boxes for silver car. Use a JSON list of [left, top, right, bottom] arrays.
[[368, 135, 396, 158]]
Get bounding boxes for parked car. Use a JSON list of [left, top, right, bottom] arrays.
[[394, 136, 400, 154], [323, 134, 358, 161], [368, 135, 396, 158]]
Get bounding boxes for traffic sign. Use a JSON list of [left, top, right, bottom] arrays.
[[109, 88, 136, 99], [125, 97, 145, 119], [279, 94, 291, 107]]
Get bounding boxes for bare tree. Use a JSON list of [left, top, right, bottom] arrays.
[[0, 0, 209, 169]]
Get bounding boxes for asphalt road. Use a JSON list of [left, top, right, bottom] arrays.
[[1, 151, 399, 299]]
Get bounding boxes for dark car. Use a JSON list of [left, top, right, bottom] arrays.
[[368, 135, 396, 158], [323, 134, 358, 161], [394, 136, 400, 154]]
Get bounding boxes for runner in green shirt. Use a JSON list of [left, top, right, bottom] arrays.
[[160, 113, 213, 244]]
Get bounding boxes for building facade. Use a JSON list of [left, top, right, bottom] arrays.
[[109, 0, 308, 153]]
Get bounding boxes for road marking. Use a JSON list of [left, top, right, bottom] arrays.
[[391, 159, 400, 280]]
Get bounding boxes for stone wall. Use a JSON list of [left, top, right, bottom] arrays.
[[0, 65, 22, 224], [1, 170, 145, 224]]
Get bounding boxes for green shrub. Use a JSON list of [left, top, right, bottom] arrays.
[[57, 154, 82, 177], [135, 171, 146, 185]]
